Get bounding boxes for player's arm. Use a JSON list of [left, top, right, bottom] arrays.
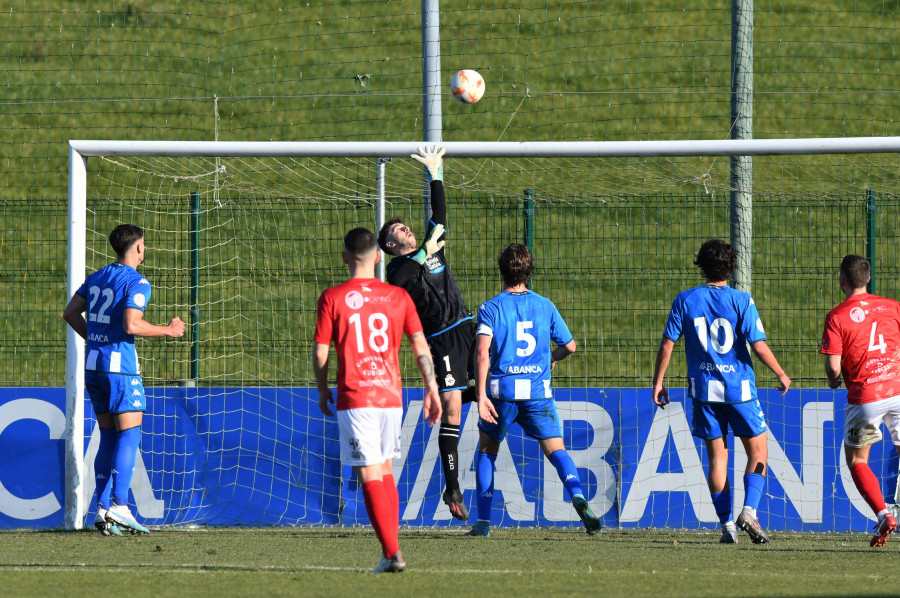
[[651, 338, 675, 408], [312, 341, 334, 416], [550, 339, 576, 371], [474, 333, 498, 424], [62, 293, 88, 340], [408, 331, 442, 426], [411, 146, 448, 227], [750, 340, 791, 395], [123, 308, 185, 338], [824, 354, 843, 389]]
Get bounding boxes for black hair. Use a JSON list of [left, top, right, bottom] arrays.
[[840, 254, 870, 290], [694, 238, 737, 282], [498, 243, 535, 287], [344, 227, 377, 256], [377, 218, 406, 255], [109, 224, 144, 258]]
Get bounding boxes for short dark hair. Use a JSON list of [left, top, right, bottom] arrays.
[[344, 227, 377, 257], [694, 238, 737, 282], [377, 218, 405, 254], [498, 244, 534, 287], [840, 254, 870, 290], [109, 224, 144, 258]]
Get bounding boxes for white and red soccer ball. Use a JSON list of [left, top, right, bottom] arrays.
[[450, 69, 485, 104]]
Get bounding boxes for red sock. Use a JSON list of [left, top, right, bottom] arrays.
[[383, 473, 400, 539], [363, 480, 399, 558], [850, 462, 887, 516]]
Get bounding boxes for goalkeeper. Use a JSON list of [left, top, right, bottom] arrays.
[[377, 146, 476, 522]]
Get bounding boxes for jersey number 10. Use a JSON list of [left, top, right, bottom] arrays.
[[693, 316, 735, 355]]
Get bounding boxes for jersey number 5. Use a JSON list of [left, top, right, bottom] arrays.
[[348, 312, 389, 353], [516, 321, 537, 357], [693, 316, 734, 355]]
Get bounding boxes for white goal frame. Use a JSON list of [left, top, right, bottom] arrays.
[[66, 136, 900, 529]]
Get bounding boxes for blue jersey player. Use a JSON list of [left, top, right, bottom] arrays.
[[468, 244, 601, 537], [63, 224, 184, 535], [651, 239, 790, 544]]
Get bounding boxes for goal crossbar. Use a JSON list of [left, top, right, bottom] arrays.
[[70, 136, 900, 159]]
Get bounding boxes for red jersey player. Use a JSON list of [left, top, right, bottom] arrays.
[[821, 254, 900, 547], [313, 227, 441, 573]]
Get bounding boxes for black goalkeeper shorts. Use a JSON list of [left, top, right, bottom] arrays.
[[429, 318, 476, 394]]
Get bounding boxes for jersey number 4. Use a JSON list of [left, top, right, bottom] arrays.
[[348, 312, 390, 353], [868, 322, 887, 354]]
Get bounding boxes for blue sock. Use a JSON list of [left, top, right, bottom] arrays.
[[548, 450, 584, 500], [743, 472, 766, 511], [711, 489, 733, 524], [475, 452, 497, 523], [111, 426, 142, 507], [95, 427, 117, 510]]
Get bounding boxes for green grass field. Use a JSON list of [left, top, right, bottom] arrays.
[[1, 527, 897, 597]]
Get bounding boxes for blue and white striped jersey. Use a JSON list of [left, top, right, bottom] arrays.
[[477, 290, 573, 401], [76, 262, 152, 375], [663, 284, 766, 404]]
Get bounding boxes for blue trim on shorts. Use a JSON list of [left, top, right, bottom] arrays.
[[441, 385, 468, 392], [426, 316, 475, 339]]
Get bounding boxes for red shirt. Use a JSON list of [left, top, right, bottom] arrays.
[[314, 278, 423, 410], [821, 293, 900, 404]]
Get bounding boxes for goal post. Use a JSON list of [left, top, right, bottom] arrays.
[[66, 137, 900, 531]]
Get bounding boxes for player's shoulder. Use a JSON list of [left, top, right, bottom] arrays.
[[386, 254, 416, 276]]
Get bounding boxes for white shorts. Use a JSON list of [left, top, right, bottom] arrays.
[[336, 407, 403, 467], [844, 395, 900, 448]]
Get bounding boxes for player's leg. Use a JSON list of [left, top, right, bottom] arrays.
[[704, 436, 738, 543], [85, 373, 122, 536], [469, 401, 515, 537], [468, 431, 499, 537], [727, 400, 770, 544], [845, 400, 896, 546], [357, 460, 405, 573], [337, 407, 404, 572], [105, 409, 149, 534], [537, 436, 602, 536], [520, 399, 600, 535], [735, 432, 771, 544], [432, 325, 474, 521], [692, 401, 737, 543], [379, 407, 403, 564], [438, 388, 468, 520]]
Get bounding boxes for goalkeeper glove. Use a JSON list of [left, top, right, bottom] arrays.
[[411, 145, 446, 182], [411, 223, 445, 265]]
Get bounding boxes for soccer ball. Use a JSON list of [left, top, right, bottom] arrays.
[[450, 69, 485, 104]]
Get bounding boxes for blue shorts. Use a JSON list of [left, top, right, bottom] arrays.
[[478, 398, 562, 442], [691, 398, 767, 440], [85, 371, 146, 415]]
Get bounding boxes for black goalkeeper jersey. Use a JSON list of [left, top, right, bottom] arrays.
[[386, 180, 473, 337]]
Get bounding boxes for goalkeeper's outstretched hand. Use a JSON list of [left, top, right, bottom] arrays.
[[411, 145, 445, 182], [423, 223, 445, 256], [411, 224, 445, 264]]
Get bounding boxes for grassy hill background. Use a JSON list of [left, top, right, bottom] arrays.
[[2, 1, 899, 387]]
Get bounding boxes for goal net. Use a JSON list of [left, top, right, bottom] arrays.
[[67, 139, 900, 533]]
